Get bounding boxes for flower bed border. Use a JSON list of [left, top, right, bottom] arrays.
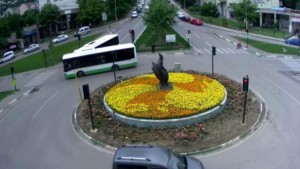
[[103, 89, 227, 128]]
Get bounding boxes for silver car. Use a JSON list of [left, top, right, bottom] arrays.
[[23, 44, 40, 54], [52, 34, 69, 44], [1, 51, 15, 63]]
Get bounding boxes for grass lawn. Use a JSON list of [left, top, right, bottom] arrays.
[[234, 36, 298, 55], [190, 12, 292, 39], [0, 91, 15, 102], [0, 33, 101, 77], [135, 26, 189, 52]]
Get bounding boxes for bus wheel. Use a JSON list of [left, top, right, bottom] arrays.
[[77, 71, 85, 77], [112, 65, 119, 71]]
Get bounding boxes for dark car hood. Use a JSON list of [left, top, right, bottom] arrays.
[[186, 156, 204, 169]]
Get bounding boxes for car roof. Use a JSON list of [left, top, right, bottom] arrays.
[[114, 145, 170, 167]]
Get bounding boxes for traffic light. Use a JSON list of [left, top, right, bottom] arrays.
[[243, 76, 249, 92], [78, 34, 81, 41], [212, 46, 216, 56]]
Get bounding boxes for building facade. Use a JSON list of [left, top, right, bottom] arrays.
[[205, 0, 300, 33]]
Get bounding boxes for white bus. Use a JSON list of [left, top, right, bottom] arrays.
[[62, 43, 137, 79], [74, 34, 119, 52]]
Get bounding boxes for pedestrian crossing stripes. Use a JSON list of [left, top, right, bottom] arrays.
[[279, 58, 300, 72], [197, 47, 247, 54], [24, 70, 57, 88]]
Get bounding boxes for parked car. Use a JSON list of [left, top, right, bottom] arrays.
[[177, 12, 185, 19], [285, 36, 300, 46], [23, 44, 40, 54], [52, 34, 69, 44], [113, 145, 204, 169], [0, 51, 15, 64], [131, 11, 138, 18], [189, 18, 203, 25], [74, 26, 90, 37], [180, 16, 191, 22]]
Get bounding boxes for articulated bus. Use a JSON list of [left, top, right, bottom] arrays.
[[62, 43, 137, 79], [74, 34, 119, 52]]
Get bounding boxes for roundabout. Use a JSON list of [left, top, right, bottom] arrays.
[[75, 70, 265, 153]]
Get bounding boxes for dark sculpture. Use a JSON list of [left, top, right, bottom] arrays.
[[152, 53, 172, 90]]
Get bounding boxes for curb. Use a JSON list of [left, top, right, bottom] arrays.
[[212, 33, 297, 59], [183, 88, 267, 155], [0, 88, 34, 117], [72, 103, 116, 152], [72, 87, 267, 156]]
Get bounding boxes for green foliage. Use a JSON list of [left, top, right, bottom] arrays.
[[187, 6, 201, 13], [222, 18, 228, 27], [232, 0, 258, 27], [0, 91, 15, 101], [135, 26, 189, 52], [235, 36, 298, 55], [22, 9, 39, 26], [0, 38, 8, 49], [143, 0, 177, 30], [5, 14, 23, 35], [200, 2, 219, 18], [76, 0, 105, 25], [39, 4, 60, 33], [176, 0, 196, 8]]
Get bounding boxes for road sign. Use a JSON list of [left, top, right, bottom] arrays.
[[186, 34, 191, 39], [102, 12, 107, 21]]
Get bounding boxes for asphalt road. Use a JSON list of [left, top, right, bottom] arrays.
[[1, 8, 300, 169]]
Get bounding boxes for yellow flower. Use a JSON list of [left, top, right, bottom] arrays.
[[105, 73, 225, 119]]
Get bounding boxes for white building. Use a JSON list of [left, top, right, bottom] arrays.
[[205, 0, 300, 33]]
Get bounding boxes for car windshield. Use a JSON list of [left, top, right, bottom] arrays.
[[167, 150, 186, 169], [3, 52, 12, 58]]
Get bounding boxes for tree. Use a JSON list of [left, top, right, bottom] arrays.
[[39, 4, 60, 35], [143, 0, 177, 30], [232, 0, 258, 28], [200, 2, 219, 18], [76, 0, 105, 25], [105, 0, 135, 20], [22, 9, 39, 26], [142, 0, 177, 44], [176, 0, 196, 9]]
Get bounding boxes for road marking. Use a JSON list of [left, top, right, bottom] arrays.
[[262, 76, 300, 105], [216, 49, 224, 54], [23, 89, 33, 96], [226, 49, 236, 53], [221, 48, 230, 54], [195, 33, 201, 39], [32, 91, 59, 119], [206, 42, 212, 47], [8, 99, 16, 105], [204, 48, 211, 53]]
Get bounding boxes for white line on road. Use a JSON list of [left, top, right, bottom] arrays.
[[195, 33, 201, 39], [206, 42, 212, 47], [8, 99, 16, 105], [262, 76, 300, 105], [32, 91, 59, 119], [23, 89, 33, 96]]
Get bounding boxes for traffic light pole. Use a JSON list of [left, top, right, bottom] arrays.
[[242, 91, 248, 124], [212, 53, 214, 75]]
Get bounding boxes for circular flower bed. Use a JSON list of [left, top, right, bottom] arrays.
[[105, 73, 225, 119]]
